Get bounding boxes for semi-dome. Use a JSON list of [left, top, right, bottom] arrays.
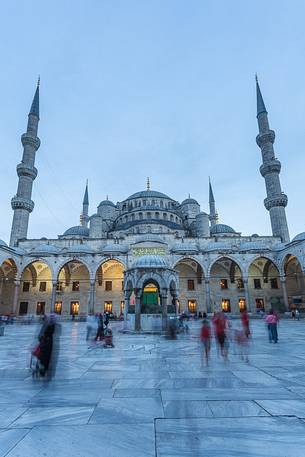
[[98, 200, 115, 207], [132, 255, 169, 269], [181, 198, 199, 206], [126, 190, 170, 200], [0, 239, 8, 247], [292, 232, 305, 242], [32, 244, 61, 254], [62, 226, 90, 237], [210, 223, 236, 235]]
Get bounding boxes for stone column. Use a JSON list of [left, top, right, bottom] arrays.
[[161, 293, 168, 331], [280, 276, 289, 311], [124, 294, 129, 319], [12, 280, 20, 315], [135, 292, 141, 332], [123, 293, 130, 329], [243, 278, 251, 312], [88, 280, 95, 315], [205, 277, 211, 313], [0, 278, 4, 301], [50, 280, 57, 314]]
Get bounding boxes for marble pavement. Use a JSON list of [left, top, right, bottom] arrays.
[[1, 319, 305, 456]]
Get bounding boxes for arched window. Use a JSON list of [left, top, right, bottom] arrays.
[[163, 213, 167, 220], [160, 200, 163, 208], [155, 212, 159, 219], [170, 215, 174, 222], [139, 213, 143, 220]]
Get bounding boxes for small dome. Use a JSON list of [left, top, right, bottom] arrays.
[[171, 242, 198, 253], [62, 245, 96, 254], [32, 244, 60, 254], [102, 243, 128, 254], [132, 255, 169, 269], [292, 232, 305, 242], [126, 190, 170, 200], [62, 226, 89, 237], [207, 241, 231, 251], [98, 200, 115, 207], [210, 224, 236, 235], [181, 198, 199, 206], [0, 239, 8, 247]]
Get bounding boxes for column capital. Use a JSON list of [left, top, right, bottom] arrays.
[[51, 280, 57, 287], [204, 277, 210, 285], [280, 276, 287, 283], [90, 279, 96, 286], [14, 279, 21, 286]]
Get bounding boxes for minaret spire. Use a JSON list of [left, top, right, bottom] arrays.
[[80, 180, 89, 227], [10, 81, 41, 246], [209, 177, 219, 226], [255, 76, 290, 242]]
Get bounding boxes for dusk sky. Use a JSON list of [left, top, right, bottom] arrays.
[[0, 0, 304, 242]]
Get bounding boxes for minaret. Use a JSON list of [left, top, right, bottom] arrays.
[[255, 76, 290, 242], [10, 79, 41, 246], [80, 180, 89, 227], [209, 177, 219, 226]]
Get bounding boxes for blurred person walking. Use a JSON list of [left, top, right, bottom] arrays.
[[200, 313, 211, 366], [213, 311, 229, 361], [95, 313, 105, 341], [240, 308, 250, 338]]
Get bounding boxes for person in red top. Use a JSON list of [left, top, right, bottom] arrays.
[[200, 313, 211, 366], [240, 308, 250, 338], [213, 311, 229, 360]]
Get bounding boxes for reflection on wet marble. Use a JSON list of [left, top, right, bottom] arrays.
[[114, 388, 161, 398], [256, 399, 305, 417], [208, 400, 269, 417], [1, 320, 305, 456], [156, 417, 305, 456], [163, 400, 213, 418], [11, 406, 94, 427], [90, 397, 164, 423], [5, 424, 155, 457], [0, 429, 29, 456]]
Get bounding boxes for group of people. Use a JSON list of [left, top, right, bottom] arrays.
[[199, 306, 285, 366], [200, 309, 251, 366]]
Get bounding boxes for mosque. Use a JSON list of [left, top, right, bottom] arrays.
[[0, 79, 304, 330]]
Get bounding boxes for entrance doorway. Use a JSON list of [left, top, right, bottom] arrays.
[[141, 282, 161, 313], [70, 301, 79, 315]]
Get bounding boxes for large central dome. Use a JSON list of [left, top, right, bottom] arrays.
[[126, 190, 171, 200]]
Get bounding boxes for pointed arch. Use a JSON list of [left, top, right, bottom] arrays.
[[21, 258, 55, 279], [208, 255, 244, 277], [55, 257, 92, 279]]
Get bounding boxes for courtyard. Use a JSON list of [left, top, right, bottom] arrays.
[[1, 319, 305, 456]]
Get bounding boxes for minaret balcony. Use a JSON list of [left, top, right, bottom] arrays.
[[16, 163, 38, 179], [264, 194, 288, 210], [11, 196, 34, 212], [256, 130, 275, 147], [260, 160, 281, 177], [21, 133, 40, 150]]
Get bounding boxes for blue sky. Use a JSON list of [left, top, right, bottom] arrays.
[[0, 0, 304, 241]]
